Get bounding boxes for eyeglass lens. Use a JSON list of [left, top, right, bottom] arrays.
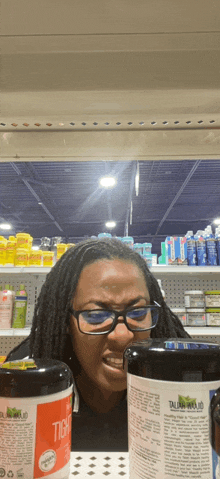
[[78, 307, 158, 333]]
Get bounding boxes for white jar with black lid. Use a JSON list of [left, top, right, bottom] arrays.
[[0, 358, 73, 479], [124, 338, 220, 479]]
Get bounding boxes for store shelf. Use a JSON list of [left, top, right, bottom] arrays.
[[0, 267, 51, 274], [0, 328, 30, 336], [0, 266, 220, 275], [185, 327, 220, 336], [0, 327, 220, 337], [151, 266, 220, 274]]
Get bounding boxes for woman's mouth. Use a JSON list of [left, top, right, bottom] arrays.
[[103, 357, 124, 370]]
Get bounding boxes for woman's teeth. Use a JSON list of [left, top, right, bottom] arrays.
[[104, 358, 124, 368]]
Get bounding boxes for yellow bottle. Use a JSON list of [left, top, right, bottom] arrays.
[[66, 243, 75, 250], [16, 233, 31, 250], [29, 249, 42, 267], [56, 243, 67, 262], [42, 251, 54, 267], [0, 237, 7, 266], [15, 248, 29, 267], [6, 240, 17, 266]]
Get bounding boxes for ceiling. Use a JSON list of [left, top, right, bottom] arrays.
[[0, 159, 220, 255], [0, 0, 220, 255]]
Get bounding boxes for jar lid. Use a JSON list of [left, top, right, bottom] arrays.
[[184, 291, 204, 295], [186, 309, 205, 312], [205, 308, 220, 314], [205, 291, 220, 295], [123, 339, 220, 381], [0, 359, 73, 397]]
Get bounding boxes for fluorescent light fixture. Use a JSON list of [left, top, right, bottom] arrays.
[[99, 176, 116, 188], [0, 223, 11, 230], [105, 221, 116, 229], [32, 246, 40, 251], [213, 218, 220, 225]]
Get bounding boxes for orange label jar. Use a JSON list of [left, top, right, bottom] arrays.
[[29, 250, 42, 267], [15, 248, 29, 267], [56, 244, 67, 261], [0, 359, 73, 479], [16, 233, 31, 250], [42, 251, 54, 267]]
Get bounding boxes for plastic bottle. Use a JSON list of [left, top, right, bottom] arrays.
[[12, 284, 28, 328], [5, 238, 17, 266], [205, 225, 218, 266], [195, 230, 207, 266], [0, 284, 15, 329], [215, 227, 220, 266], [121, 236, 134, 248], [185, 231, 197, 266], [157, 279, 166, 300], [0, 236, 7, 266]]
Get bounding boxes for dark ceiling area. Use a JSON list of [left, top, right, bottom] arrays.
[[1, 159, 220, 256]]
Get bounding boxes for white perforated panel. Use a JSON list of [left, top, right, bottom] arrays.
[[153, 273, 220, 309], [70, 452, 129, 477]]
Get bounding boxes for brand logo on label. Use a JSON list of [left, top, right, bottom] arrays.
[[169, 395, 204, 411], [0, 407, 28, 419]]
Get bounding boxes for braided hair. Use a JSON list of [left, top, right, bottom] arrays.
[[28, 238, 190, 362]]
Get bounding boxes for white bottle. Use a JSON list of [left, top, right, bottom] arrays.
[[0, 284, 15, 329], [157, 279, 166, 300]]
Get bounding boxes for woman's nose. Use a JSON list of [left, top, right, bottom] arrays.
[[107, 316, 134, 342]]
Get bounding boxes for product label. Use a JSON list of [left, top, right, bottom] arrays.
[[1, 360, 37, 370], [0, 386, 73, 479], [127, 373, 220, 479]]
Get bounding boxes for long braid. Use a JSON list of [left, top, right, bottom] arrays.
[[28, 238, 190, 361]]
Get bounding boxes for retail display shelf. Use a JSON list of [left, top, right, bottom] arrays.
[[0, 266, 220, 274], [0, 328, 30, 336], [185, 327, 220, 336], [0, 267, 51, 274], [0, 327, 220, 337], [151, 266, 220, 274]]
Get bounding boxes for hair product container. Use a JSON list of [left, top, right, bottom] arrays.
[[124, 338, 220, 479], [0, 359, 73, 479]]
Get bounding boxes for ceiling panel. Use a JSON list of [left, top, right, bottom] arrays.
[[0, 159, 220, 256]]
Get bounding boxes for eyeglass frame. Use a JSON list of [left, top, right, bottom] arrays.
[[69, 301, 161, 335]]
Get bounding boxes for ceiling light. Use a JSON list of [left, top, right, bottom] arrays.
[[0, 223, 11, 230], [105, 221, 116, 229], [99, 176, 116, 188], [213, 218, 220, 225]]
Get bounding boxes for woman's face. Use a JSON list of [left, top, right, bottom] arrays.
[[69, 258, 151, 395]]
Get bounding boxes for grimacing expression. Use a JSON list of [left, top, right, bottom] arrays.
[[69, 258, 151, 394]]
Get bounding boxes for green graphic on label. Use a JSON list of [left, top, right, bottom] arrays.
[[7, 407, 22, 418], [178, 395, 196, 407]]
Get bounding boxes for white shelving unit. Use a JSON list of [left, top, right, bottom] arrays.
[[1, 265, 220, 355]]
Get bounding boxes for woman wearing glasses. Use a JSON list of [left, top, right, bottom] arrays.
[[6, 238, 190, 451]]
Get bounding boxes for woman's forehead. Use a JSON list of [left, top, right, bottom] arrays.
[[75, 258, 150, 297]]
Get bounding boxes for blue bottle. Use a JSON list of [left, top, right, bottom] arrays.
[[205, 225, 218, 266], [215, 227, 220, 265], [195, 230, 207, 266], [185, 231, 197, 266]]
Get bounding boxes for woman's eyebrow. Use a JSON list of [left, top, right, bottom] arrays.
[[89, 296, 150, 308]]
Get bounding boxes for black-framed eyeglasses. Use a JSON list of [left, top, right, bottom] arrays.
[[69, 301, 161, 335]]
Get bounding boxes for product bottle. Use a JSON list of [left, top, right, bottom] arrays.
[[157, 279, 166, 300], [5, 237, 17, 266], [185, 231, 197, 266], [0, 236, 7, 266], [205, 225, 218, 266], [195, 230, 207, 266], [0, 284, 15, 329], [215, 227, 220, 266], [12, 284, 28, 328]]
